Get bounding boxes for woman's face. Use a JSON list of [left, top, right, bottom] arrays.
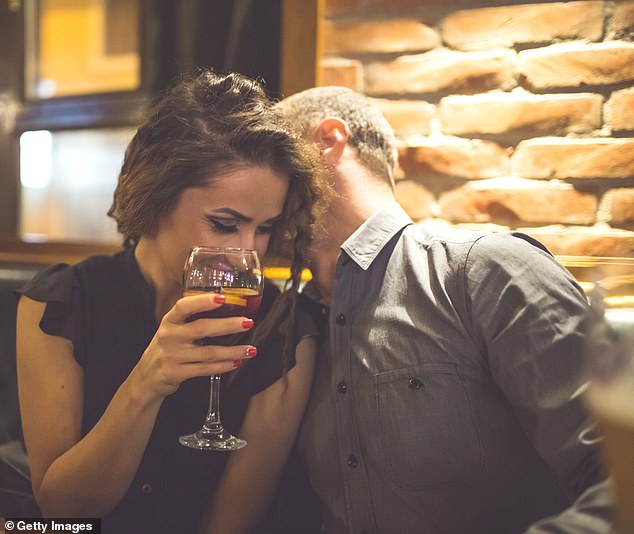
[[152, 164, 290, 286]]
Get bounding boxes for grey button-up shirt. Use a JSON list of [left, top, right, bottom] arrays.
[[297, 203, 604, 534]]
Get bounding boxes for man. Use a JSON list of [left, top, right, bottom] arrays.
[[277, 87, 613, 533]]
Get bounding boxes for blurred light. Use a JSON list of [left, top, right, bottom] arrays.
[[20, 130, 53, 189]]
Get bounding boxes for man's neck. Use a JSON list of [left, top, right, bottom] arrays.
[[309, 168, 395, 303]]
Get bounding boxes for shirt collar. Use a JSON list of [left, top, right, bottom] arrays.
[[341, 202, 413, 270]]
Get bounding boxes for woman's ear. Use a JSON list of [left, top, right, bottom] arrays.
[[312, 118, 348, 165]]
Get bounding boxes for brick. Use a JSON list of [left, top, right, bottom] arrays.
[[320, 58, 363, 90], [606, 87, 634, 132], [599, 188, 634, 224], [440, 91, 602, 137], [398, 137, 511, 180], [442, 2, 603, 51], [364, 48, 516, 96], [325, 0, 362, 16], [442, 223, 634, 257], [370, 0, 449, 9], [438, 177, 596, 225], [518, 41, 634, 89], [442, 224, 634, 257], [323, 19, 439, 55], [395, 180, 437, 220], [611, 0, 634, 37], [373, 98, 436, 137], [526, 225, 634, 257], [513, 137, 634, 179]]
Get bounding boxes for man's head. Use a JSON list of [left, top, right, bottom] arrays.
[[277, 86, 398, 188]]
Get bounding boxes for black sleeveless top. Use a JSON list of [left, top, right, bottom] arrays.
[[20, 247, 320, 534]]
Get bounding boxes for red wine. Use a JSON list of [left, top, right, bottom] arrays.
[[184, 287, 262, 345]]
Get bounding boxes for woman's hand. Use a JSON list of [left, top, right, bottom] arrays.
[[17, 292, 253, 518], [133, 292, 257, 399]]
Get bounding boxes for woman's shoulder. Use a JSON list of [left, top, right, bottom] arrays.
[[17, 248, 140, 347], [295, 290, 327, 342], [20, 250, 128, 304], [20, 263, 76, 304]]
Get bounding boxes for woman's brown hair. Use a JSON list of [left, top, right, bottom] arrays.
[[109, 69, 327, 364]]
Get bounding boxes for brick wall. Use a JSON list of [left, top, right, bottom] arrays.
[[321, 0, 634, 256]]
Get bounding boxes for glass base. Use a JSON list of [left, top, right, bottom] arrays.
[[179, 430, 247, 451]]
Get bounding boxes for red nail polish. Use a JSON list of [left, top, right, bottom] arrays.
[[232, 359, 243, 369], [242, 318, 254, 330], [214, 294, 226, 304], [244, 346, 257, 359]]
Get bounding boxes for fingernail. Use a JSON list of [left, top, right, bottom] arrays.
[[232, 359, 243, 369], [242, 318, 254, 330], [214, 294, 226, 304], [244, 346, 257, 359]]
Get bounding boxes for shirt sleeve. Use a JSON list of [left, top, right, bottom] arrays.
[[247, 285, 324, 396], [18, 263, 79, 344], [294, 291, 326, 345], [523, 479, 614, 533], [462, 233, 605, 496]]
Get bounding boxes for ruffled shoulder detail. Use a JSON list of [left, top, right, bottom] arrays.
[[19, 263, 79, 342], [20, 263, 76, 304], [294, 291, 326, 345]]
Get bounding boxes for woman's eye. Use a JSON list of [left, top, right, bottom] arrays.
[[256, 224, 275, 235], [208, 219, 238, 234]]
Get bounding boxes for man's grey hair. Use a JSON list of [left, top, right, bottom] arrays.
[[277, 86, 397, 188]]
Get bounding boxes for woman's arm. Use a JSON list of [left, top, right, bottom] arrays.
[[17, 296, 158, 517], [16, 292, 253, 517], [200, 336, 317, 534]]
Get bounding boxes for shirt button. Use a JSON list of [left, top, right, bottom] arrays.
[[408, 377, 424, 390], [337, 381, 348, 393], [335, 313, 346, 325], [346, 454, 359, 468], [142, 483, 152, 494]]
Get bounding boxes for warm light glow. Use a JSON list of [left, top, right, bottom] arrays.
[[20, 130, 53, 189], [28, 0, 140, 98], [264, 267, 313, 282], [19, 127, 135, 243]]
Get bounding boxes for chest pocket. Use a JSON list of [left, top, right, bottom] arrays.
[[375, 363, 483, 489]]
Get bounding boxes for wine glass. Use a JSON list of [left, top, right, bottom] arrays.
[[564, 256, 634, 532], [178, 246, 263, 451]]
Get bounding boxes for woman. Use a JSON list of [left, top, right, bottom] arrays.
[[16, 70, 325, 533]]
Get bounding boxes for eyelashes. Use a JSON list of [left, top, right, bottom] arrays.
[[208, 218, 238, 234], [257, 225, 275, 235], [206, 217, 275, 235]]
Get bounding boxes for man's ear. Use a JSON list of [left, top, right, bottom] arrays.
[[313, 118, 348, 165]]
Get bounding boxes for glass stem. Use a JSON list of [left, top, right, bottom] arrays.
[[202, 374, 223, 434]]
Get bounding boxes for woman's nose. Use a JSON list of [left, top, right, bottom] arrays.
[[238, 232, 257, 251]]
